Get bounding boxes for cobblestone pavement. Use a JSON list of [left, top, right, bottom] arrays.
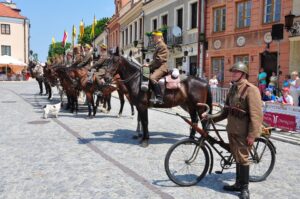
[[0, 81, 299, 199]]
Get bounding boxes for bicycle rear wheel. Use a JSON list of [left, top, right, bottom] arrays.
[[164, 138, 209, 186], [249, 137, 276, 182]]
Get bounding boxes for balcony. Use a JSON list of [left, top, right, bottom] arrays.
[[146, 27, 183, 49]]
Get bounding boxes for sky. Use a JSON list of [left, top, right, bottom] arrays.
[[12, 0, 115, 62]]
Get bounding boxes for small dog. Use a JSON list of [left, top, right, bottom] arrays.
[[43, 102, 61, 119]]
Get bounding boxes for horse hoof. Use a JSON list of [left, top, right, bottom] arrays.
[[139, 139, 149, 148], [117, 114, 121, 118]]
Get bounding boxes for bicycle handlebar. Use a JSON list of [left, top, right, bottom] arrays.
[[197, 103, 224, 119]]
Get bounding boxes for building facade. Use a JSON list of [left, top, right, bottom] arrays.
[[0, 2, 30, 64], [119, 0, 144, 62], [205, 0, 292, 86], [143, 0, 203, 75], [288, 0, 300, 73]]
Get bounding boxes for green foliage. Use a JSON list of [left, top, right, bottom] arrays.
[[47, 42, 71, 58], [78, 17, 110, 45], [159, 25, 168, 33], [145, 32, 153, 37]]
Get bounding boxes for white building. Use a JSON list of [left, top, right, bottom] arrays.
[[0, 2, 30, 64], [143, 0, 203, 76]]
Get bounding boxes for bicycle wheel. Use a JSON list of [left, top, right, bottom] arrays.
[[164, 138, 209, 186], [249, 137, 276, 182]]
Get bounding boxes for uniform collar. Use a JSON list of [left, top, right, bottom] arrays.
[[236, 79, 247, 87]]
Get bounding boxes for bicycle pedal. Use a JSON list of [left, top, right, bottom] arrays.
[[215, 171, 223, 174]]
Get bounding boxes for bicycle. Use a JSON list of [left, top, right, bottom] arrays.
[[164, 103, 276, 186]]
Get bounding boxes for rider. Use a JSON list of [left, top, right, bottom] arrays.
[[77, 44, 93, 69], [143, 30, 169, 104], [93, 43, 108, 87], [212, 62, 263, 199]]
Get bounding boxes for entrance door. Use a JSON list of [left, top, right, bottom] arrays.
[[260, 52, 277, 85]]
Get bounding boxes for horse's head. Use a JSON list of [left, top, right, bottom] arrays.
[[105, 47, 122, 82], [44, 64, 58, 86]]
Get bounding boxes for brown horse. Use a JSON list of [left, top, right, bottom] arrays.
[[105, 49, 212, 147]]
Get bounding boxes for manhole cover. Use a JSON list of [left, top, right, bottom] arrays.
[[1, 101, 17, 103], [27, 120, 50, 125]]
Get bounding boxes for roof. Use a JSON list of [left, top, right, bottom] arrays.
[[0, 3, 26, 19]]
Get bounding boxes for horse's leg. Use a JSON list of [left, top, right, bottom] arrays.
[[92, 93, 97, 116], [139, 108, 149, 147], [130, 103, 135, 116], [189, 108, 199, 138], [37, 79, 43, 95], [107, 94, 111, 113], [66, 95, 70, 110], [48, 85, 52, 100], [86, 92, 92, 117], [117, 90, 125, 117]]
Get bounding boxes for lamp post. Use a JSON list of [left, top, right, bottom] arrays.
[[285, 12, 300, 36]]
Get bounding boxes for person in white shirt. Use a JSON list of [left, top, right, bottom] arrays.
[[277, 87, 294, 105], [289, 71, 300, 106], [209, 75, 218, 88]]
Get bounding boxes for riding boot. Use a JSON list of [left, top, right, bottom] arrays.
[[223, 163, 241, 191], [150, 83, 163, 104], [239, 165, 250, 199]]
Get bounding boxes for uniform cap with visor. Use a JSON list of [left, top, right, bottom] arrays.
[[229, 61, 249, 75]]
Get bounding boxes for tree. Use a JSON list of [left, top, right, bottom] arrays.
[[78, 17, 110, 45], [47, 42, 71, 59]]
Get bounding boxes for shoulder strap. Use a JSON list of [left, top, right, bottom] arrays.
[[240, 84, 249, 100]]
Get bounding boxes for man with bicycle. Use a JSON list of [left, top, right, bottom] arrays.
[[214, 62, 263, 199]]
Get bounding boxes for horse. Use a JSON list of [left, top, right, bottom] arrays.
[[105, 48, 212, 147]]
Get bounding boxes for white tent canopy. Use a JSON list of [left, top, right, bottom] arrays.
[[0, 55, 26, 66]]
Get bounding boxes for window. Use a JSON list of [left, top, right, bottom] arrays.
[[1, 45, 11, 56], [211, 57, 224, 82], [139, 18, 143, 40], [122, 31, 125, 47], [236, 1, 251, 28], [125, 28, 128, 45], [191, 2, 198, 29], [161, 14, 168, 26], [176, 8, 183, 30], [263, 0, 281, 23], [130, 25, 132, 43], [134, 21, 137, 41], [1, 24, 10, 34], [152, 18, 157, 31], [213, 7, 226, 32], [235, 55, 249, 66]]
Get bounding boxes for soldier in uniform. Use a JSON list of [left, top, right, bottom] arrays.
[[212, 62, 263, 199], [77, 44, 93, 69], [93, 43, 108, 87], [65, 49, 73, 67], [143, 31, 169, 104]]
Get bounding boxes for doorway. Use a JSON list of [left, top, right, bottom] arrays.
[[260, 52, 277, 85]]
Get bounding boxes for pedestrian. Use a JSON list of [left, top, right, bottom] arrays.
[[257, 67, 267, 97], [262, 88, 276, 102], [277, 87, 294, 105], [209, 75, 219, 88], [289, 71, 300, 106], [267, 72, 277, 92], [282, 74, 291, 89], [211, 62, 263, 199]]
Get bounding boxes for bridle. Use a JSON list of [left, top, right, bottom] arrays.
[[108, 55, 141, 84]]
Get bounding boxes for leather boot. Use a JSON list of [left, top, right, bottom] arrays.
[[223, 163, 241, 191], [150, 83, 163, 104], [239, 165, 250, 199]]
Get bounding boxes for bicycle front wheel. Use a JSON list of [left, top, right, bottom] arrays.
[[164, 138, 209, 186], [249, 137, 276, 182]]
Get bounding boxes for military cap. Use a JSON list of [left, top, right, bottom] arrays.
[[229, 61, 249, 75]]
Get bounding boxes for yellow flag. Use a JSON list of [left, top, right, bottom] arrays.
[[90, 15, 96, 39], [80, 20, 84, 40], [52, 37, 56, 48], [72, 25, 76, 46]]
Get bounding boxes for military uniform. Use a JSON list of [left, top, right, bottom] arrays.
[[214, 62, 263, 199], [149, 39, 169, 83]]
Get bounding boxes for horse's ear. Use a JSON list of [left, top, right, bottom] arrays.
[[115, 47, 119, 56], [129, 50, 132, 57]]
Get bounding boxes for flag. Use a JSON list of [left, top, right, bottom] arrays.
[[52, 37, 56, 48], [80, 20, 84, 40], [62, 30, 68, 47], [90, 15, 97, 39], [72, 25, 76, 47]]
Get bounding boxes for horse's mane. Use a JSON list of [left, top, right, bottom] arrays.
[[121, 55, 142, 71]]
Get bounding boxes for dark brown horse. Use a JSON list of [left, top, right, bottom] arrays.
[[105, 49, 212, 147]]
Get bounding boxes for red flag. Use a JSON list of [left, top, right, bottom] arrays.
[[62, 30, 68, 47]]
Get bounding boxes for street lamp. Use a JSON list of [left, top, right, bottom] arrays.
[[285, 12, 299, 35]]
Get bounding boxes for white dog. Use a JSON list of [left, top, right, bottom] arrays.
[[43, 102, 61, 119]]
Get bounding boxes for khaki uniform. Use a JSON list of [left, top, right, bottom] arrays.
[[149, 40, 169, 83], [77, 50, 93, 69], [215, 79, 263, 165]]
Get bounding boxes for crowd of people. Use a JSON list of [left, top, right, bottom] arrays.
[[208, 68, 300, 107]]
